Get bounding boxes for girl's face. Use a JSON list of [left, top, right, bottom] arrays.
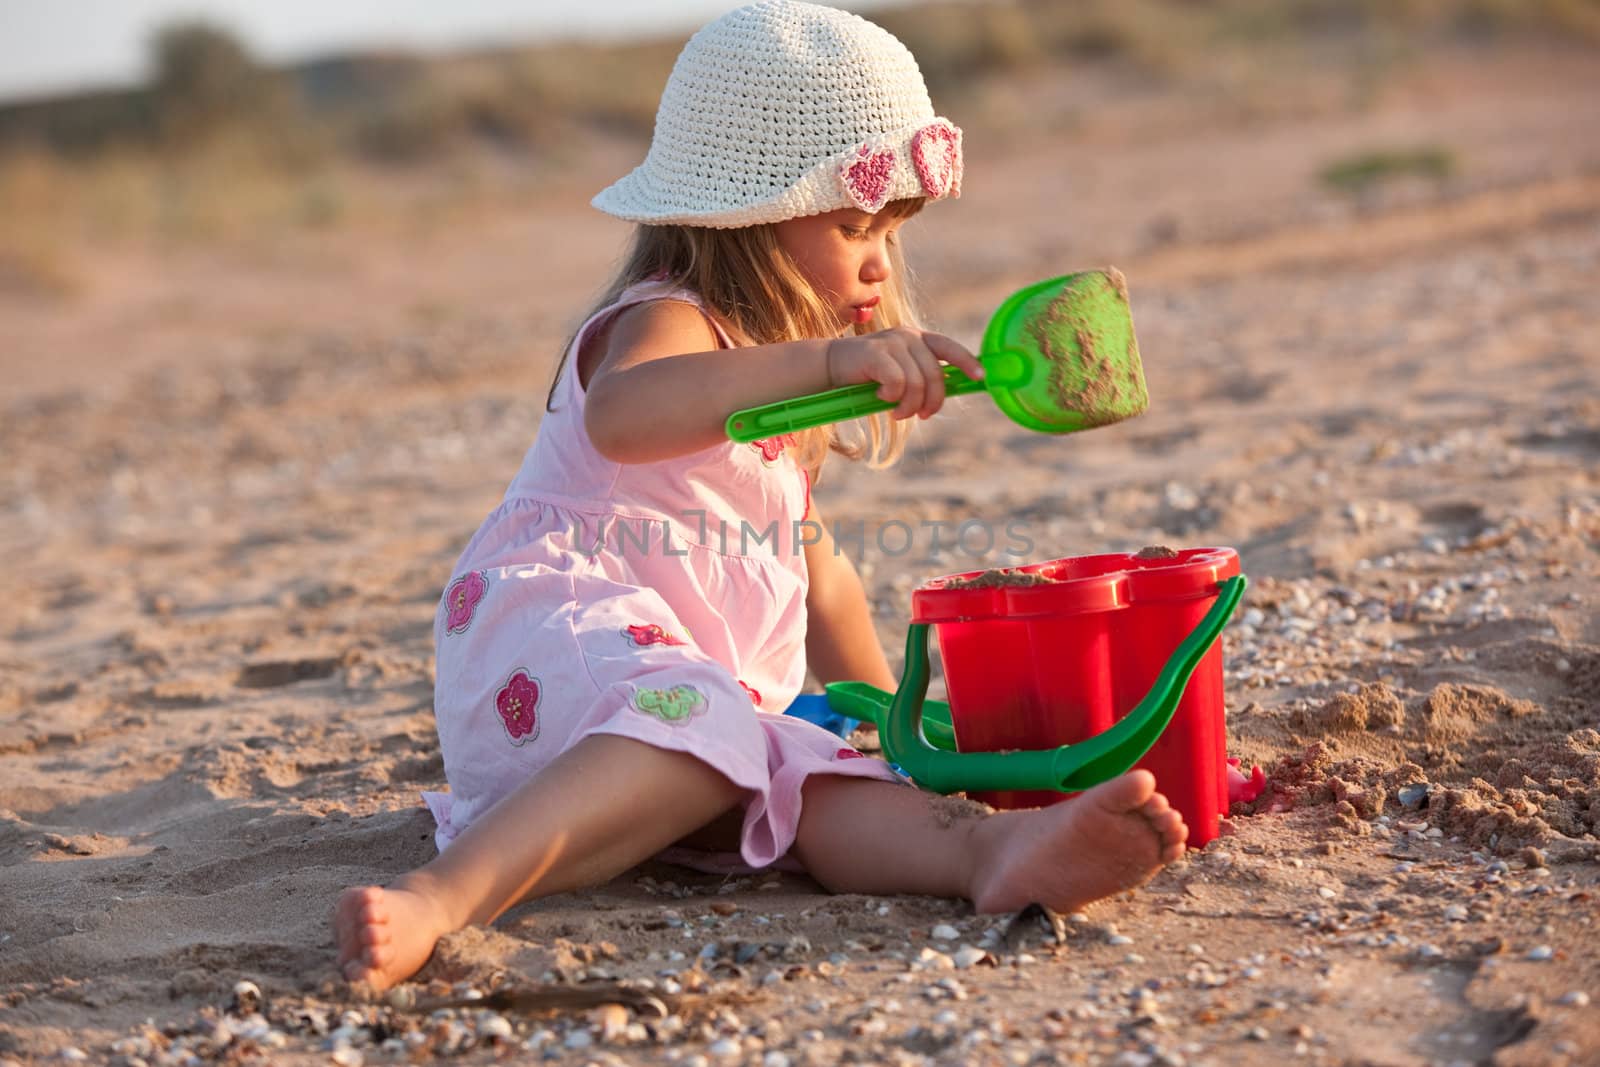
[[774, 207, 902, 330]]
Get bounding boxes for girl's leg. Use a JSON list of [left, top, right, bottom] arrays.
[[334, 733, 742, 990], [790, 770, 1187, 915]]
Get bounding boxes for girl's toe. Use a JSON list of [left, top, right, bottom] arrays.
[[360, 892, 387, 923]]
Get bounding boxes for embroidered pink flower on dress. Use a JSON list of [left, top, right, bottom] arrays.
[[739, 681, 762, 706], [840, 144, 897, 213], [912, 121, 963, 199], [752, 433, 798, 464], [494, 668, 541, 745], [835, 747, 866, 760], [624, 623, 687, 648], [443, 570, 489, 635]]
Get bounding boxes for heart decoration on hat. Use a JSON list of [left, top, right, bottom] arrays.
[[840, 144, 897, 213], [912, 121, 963, 199]]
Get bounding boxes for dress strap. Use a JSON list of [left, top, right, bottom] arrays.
[[624, 279, 736, 350]]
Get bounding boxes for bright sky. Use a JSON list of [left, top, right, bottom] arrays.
[[0, 0, 910, 103]]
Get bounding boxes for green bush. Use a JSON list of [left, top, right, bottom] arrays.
[[1320, 146, 1456, 192]]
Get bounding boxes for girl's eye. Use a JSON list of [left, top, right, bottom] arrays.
[[840, 226, 869, 241]]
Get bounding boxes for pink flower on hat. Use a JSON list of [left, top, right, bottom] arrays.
[[840, 144, 897, 214], [443, 570, 489, 635], [912, 121, 963, 199], [494, 668, 541, 745]]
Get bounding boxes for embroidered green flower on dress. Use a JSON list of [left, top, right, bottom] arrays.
[[632, 684, 708, 725]]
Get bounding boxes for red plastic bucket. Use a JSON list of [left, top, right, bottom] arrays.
[[910, 547, 1241, 848]]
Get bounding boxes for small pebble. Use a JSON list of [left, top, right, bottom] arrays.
[[952, 946, 989, 969], [327, 1024, 364, 1048], [1108, 934, 1133, 946], [595, 1004, 630, 1043], [229, 980, 261, 1015], [1526, 945, 1555, 961], [1557, 991, 1590, 1007], [931, 924, 960, 941]]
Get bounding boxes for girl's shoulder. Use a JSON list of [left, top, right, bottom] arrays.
[[576, 285, 734, 391]]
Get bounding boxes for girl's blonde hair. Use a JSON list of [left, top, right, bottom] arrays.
[[545, 198, 927, 478]]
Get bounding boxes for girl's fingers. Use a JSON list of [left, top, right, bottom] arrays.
[[908, 336, 947, 417], [923, 332, 984, 381], [890, 345, 924, 419], [874, 357, 907, 404]]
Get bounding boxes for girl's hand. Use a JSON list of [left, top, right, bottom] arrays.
[[825, 328, 985, 420]]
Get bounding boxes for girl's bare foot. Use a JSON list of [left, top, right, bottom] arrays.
[[968, 770, 1188, 915], [333, 877, 453, 991]]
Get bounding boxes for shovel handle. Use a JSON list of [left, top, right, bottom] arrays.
[[726, 365, 989, 443]]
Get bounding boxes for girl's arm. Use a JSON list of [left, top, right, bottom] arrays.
[[584, 300, 981, 465], [801, 501, 898, 691]]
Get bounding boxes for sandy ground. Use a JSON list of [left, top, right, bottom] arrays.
[[2, 39, 1598, 1067]]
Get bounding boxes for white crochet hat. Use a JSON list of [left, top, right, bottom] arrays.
[[592, 0, 963, 228]]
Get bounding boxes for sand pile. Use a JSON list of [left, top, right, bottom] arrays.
[[1244, 665, 1600, 856]]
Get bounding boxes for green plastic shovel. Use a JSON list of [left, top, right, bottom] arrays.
[[726, 269, 1148, 442], [823, 575, 1247, 795]]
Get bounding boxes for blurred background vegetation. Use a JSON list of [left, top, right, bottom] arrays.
[[1, 0, 1596, 292]]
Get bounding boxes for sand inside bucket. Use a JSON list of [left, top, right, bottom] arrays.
[[941, 568, 1058, 590]]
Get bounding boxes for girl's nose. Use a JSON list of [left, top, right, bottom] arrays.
[[860, 246, 890, 284]]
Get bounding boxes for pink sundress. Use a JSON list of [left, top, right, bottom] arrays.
[[423, 280, 902, 868]]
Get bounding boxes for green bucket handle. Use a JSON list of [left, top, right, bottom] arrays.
[[825, 574, 1247, 795]]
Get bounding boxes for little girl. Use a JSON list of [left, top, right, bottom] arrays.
[[337, 0, 1186, 990]]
